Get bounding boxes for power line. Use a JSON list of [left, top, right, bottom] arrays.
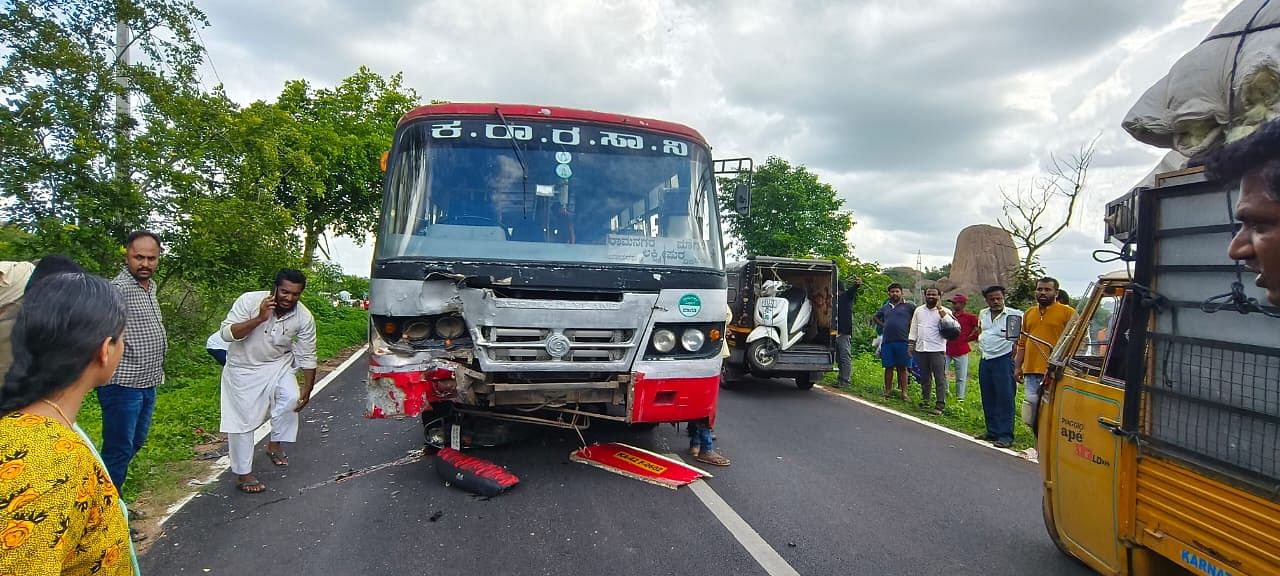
[[190, 14, 223, 88]]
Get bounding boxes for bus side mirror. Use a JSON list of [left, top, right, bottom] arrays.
[[735, 182, 750, 216], [1006, 315, 1022, 341]]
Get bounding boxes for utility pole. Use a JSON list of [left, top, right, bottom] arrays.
[[115, 20, 130, 120], [113, 16, 132, 232], [915, 250, 923, 300]]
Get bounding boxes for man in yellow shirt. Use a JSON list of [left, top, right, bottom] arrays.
[[1014, 277, 1075, 429]]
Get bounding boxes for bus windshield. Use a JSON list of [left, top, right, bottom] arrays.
[[376, 117, 723, 270]]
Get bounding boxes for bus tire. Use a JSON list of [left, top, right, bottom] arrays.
[[795, 373, 814, 390]]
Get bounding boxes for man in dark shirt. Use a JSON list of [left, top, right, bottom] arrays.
[[833, 276, 863, 388], [874, 283, 916, 400]]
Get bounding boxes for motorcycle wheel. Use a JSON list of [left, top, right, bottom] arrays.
[[747, 339, 779, 371]]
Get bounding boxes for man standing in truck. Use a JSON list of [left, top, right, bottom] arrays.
[[1014, 277, 1074, 431], [1209, 121, 1280, 307]]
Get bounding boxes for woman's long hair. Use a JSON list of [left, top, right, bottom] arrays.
[[0, 273, 126, 415]]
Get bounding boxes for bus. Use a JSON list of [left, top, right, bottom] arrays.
[[364, 103, 747, 445]]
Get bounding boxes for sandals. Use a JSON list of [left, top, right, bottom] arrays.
[[695, 450, 731, 467], [267, 450, 289, 467], [688, 446, 701, 458], [237, 478, 266, 493]]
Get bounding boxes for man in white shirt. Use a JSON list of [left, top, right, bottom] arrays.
[[219, 269, 318, 493], [908, 287, 952, 415], [975, 285, 1023, 448]]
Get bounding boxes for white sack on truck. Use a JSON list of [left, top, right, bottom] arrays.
[[1123, 0, 1280, 156]]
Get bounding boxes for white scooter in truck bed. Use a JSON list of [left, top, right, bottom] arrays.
[[745, 279, 812, 371]]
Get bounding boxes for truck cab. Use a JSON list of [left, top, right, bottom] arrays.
[[1038, 168, 1280, 575]]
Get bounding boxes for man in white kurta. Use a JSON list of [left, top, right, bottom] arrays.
[[219, 269, 317, 493]]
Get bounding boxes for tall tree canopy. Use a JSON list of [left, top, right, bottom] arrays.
[[0, 0, 207, 272], [268, 68, 419, 264], [718, 156, 854, 263]]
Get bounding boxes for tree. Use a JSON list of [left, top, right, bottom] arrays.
[[998, 138, 1097, 304], [267, 67, 419, 264], [923, 263, 951, 281], [883, 267, 919, 290], [718, 156, 854, 262], [0, 0, 208, 273]]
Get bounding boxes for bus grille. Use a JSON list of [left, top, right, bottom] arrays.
[[478, 327, 637, 363]]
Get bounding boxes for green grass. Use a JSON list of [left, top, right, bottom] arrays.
[[830, 352, 1037, 450], [75, 307, 370, 503]]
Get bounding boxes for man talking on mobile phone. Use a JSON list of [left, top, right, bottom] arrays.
[[218, 269, 318, 494]]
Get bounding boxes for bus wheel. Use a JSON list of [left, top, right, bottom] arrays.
[[747, 340, 779, 371], [795, 373, 814, 390]]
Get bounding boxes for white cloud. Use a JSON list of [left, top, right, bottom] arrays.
[[192, 0, 1234, 299]]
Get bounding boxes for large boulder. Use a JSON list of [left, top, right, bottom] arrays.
[[939, 225, 1018, 297]]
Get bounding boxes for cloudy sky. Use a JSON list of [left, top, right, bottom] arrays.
[[194, 0, 1236, 295]]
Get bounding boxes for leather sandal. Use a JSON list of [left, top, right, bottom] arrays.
[[237, 478, 266, 493], [695, 450, 731, 467]]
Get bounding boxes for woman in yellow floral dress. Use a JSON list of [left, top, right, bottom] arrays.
[[0, 272, 136, 575]]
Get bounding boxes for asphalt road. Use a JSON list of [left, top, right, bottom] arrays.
[[142, 355, 1091, 575]]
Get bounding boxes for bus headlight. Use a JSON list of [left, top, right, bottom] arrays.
[[403, 321, 432, 340], [435, 316, 466, 339], [652, 329, 677, 353], [681, 328, 706, 352]]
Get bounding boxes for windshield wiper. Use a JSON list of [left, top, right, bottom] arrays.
[[495, 107, 529, 214]]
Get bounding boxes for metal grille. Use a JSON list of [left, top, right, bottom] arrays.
[[479, 327, 636, 362], [1145, 334, 1280, 481]]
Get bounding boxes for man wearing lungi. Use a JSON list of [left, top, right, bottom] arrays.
[[219, 269, 317, 493]]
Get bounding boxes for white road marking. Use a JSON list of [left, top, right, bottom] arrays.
[[816, 385, 1038, 462], [158, 344, 370, 525], [675, 455, 802, 576]]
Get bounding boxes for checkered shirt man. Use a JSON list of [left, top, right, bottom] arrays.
[[108, 268, 167, 388]]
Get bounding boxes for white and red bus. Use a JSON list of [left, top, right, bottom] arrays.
[[365, 103, 745, 442]]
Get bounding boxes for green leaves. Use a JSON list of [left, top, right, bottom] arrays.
[[0, 0, 208, 273], [717, 156, 854, 262], [262, 67, 419, 264]]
